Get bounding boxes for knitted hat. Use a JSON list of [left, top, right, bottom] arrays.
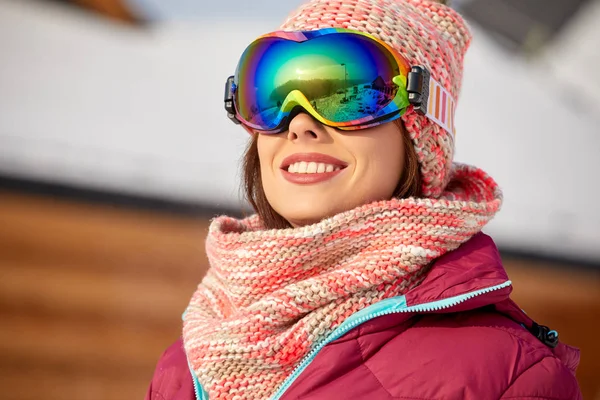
[[280, 0, 471, 198]]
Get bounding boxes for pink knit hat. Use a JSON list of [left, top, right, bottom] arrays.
[[280, 0, 471, 198]]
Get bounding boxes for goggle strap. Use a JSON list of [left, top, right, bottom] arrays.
[[408, 66, 456, 139], [425, 76, 456, 139]]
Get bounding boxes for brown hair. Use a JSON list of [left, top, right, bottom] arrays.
[[242, 119, 422, 229]]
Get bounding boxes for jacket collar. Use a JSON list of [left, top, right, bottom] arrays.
[[405, 232, 510, 308], [402, 232, 579, 373]]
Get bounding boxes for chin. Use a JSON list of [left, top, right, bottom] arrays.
[[279, 204, 344, 227]]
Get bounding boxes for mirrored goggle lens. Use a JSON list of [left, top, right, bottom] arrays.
[[235, 32, 407, 130]]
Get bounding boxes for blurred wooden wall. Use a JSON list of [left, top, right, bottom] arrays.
[[0, 190, 598, 400], [0, 191, 206, 400]]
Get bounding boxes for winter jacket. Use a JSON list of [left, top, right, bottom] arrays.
[[146, 233, 582, 400]]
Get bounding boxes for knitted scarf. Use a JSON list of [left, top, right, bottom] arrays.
[[183, 164, 502, 400]]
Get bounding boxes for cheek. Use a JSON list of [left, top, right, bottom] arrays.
[[355, 133, 405, 198], [371, 149, 404, 192], [256, 136, 280, 197], [256, 136, 274, 170], [382, 136, 405, 177]]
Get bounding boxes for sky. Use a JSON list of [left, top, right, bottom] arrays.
[[125, 0, 307, 22], [123, 0, 473, 22]]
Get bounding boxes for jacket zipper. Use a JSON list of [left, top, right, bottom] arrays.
[[188, 280, 512, 400], [188, 360, 208, 400]]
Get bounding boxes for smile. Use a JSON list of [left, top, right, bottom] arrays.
[[287, 162, 342, 174], [280, 153, 347, 184]]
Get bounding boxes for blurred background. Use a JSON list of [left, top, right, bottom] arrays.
[[0, 0, 599, 399]]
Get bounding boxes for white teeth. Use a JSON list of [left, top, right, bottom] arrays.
[[286, 162, 343, 174], [298, 161, 308, 173]]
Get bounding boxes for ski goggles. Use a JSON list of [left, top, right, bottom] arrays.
[[224, 28, 455, 137]]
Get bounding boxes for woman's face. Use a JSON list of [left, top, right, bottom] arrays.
[[257, 113, 405, 227]]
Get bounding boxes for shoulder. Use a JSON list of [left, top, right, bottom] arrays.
[[378, 309, 581, 399], [285, 308, 580, 400], [500, 354, 581, 399], [360, 309, 561, 398], [402, 309, 580, 398], [145, 339, 196, 400]]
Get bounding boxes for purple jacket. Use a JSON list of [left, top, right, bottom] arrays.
[[146, 234, 582, 400]]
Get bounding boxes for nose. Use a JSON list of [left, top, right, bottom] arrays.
[[287, 112, 325, 142]]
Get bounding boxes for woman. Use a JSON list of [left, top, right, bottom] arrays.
[[146, 0, 582, 398]]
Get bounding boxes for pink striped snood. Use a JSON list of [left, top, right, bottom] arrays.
[[183, 164, 502, 399]]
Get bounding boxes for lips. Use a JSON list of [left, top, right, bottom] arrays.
[[280, 153, 348, 170], [280, 152, 348, 185]]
